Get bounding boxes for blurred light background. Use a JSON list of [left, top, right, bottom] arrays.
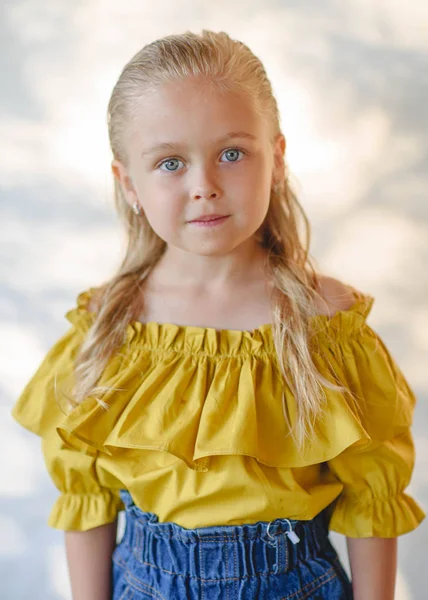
[[1, 1, 427, 598]]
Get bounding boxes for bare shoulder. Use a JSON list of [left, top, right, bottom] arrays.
[[85, 287, 104, 314], [313, 275, 358, 318]]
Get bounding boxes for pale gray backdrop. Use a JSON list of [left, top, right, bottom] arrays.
[[1, 1, 427, 598]]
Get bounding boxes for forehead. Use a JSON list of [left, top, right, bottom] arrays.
[[127, 77, 268, 148]]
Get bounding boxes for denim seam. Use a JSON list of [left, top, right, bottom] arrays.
[[118, 585, 134, 600], [125, 570, 167, 600], [132, 526, 142, 561], [299, 570, 339, 600], [280, 565, 338, 600], [224, 533, 229, 600], [284, 534, 289, 571], [123, 558, 290, 580], [199, 540, 205, 600], [233, 540, 237, 596], [279, 534, 285, 573], [135, 530, 307, 543], [128, 547, 326, 577]]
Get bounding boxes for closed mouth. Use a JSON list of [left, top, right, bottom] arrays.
[[190, 215, 229, 222]]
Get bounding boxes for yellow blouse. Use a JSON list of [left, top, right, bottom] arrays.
[[11, 287, 425, 537]]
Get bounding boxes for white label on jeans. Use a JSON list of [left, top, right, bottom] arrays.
[[286, 530, 300, 545]]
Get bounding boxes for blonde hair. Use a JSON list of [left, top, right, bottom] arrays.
[[68, 30, 356, 447]]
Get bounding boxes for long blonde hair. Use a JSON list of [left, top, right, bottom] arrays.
[[69, 30, 355, 447]]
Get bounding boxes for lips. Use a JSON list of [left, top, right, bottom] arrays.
[[189, 214, 229, 222]]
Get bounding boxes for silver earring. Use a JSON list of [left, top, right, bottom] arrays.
[[272, 181, 282, 195], [132, 202, 141, 216]]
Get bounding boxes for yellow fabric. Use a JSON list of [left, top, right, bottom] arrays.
[[11, 287, 425, 536]]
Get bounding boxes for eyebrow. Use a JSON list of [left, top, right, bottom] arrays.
[[141, 131, 257, 158]]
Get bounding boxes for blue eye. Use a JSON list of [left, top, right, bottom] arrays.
[[158, 148, 245, 172], [159, 158, 183, 172], [221, 148, 245, 162]]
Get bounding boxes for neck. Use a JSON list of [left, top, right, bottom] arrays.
[[152, 240, 268, 289]]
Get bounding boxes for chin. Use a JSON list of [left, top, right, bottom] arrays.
[[184, 240, 240, 257], [192, 246, 236, 257]]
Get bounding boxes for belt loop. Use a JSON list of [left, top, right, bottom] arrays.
[[275, 533, 285, 574], [119, 489, 133, 509], [135, 520, 143, 556], [266, 520, 282, 574], [284, 530, 289, 571], [266, 518, 300, 574]]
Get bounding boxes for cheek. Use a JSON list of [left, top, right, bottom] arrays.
[[145, 199, 182, 227], [235, 157, 272, 191], [137, 181, 185, 232], [234, 165, 271, 208]]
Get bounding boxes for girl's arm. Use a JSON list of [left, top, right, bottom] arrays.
[[65, 520, 118, 600], [347, 537, 397, 600]]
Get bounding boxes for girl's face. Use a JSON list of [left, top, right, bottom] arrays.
[[113, 77, 285, 257]]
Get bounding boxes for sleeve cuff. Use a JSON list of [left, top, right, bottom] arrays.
[[48, 490, 125, 531], [329, 491, 426, 538]]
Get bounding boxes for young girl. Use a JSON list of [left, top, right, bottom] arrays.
[[12, 30, 424, 600]]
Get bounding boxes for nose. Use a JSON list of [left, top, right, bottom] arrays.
[[191, 167, 222, 201], [193, 189, 219, 201]]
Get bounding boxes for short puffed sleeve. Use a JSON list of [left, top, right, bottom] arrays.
[[11, 293, 124, 531], [325, 314, 425, 538]]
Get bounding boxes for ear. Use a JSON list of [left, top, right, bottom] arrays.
[[272, 134, 286, 185], [111, 159, 139, 209]]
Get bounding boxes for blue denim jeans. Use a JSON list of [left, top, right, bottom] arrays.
[[112, 490, 353, 599]]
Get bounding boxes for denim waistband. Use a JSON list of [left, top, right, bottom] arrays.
[[118, 490, 332, 578]]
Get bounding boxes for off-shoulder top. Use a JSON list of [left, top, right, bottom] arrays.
[[11, 287, 425, 536]]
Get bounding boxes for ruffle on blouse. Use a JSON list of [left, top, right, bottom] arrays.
[[49, 286, 412, 473], [330, 490, 425, 537], [48, 490, 124, 531]]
